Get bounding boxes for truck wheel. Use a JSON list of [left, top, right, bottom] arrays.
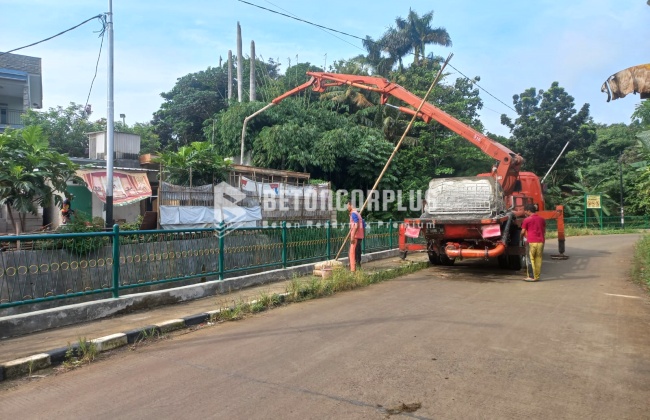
[[508, 255, 522, 270], [498, 254, 509, 269], [439, 253, 455, 266], [428, 252, 441, 265]]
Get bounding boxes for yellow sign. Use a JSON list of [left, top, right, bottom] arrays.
[[586, 195, 601, 209]]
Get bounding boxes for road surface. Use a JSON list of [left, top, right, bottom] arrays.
[[1, 234, 649, 419]]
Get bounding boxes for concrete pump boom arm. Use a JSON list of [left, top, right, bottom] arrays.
[[244, 71, 524, 195]]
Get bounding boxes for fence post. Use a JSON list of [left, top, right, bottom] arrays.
[[218, 223, 225, 280], [282, 221, 287, 268], [326, 220, 331, 260], [112, 224, 120, 298], [388, 219, 393, 250]]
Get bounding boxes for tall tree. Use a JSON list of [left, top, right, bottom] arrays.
[[500, 82, 595, 186], [385, 9, 452, 66], [153, 67, 230, 148]]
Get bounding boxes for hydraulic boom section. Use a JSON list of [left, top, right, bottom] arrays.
[[267, 72, 524, 195]]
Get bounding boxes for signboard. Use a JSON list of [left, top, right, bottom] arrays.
[[77, 170, 152, 206], [586, 195, 602, 209]]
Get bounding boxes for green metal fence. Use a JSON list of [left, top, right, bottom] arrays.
[[0, 221, 398, 309], [546, 215, 650, 231]]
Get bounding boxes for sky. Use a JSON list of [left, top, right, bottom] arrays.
[[1, 0, 649, 137]]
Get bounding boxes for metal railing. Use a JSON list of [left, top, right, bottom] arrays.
[[0, 108, 24, 127], [547, 215, 650, 231], [0, 221, 398, 308]]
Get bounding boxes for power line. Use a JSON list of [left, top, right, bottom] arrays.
[[84, 30, 106, 117], [238, 0, 366, 42], [261, 0, 360, 51], [238, 0, 515, 113], [0, 14, 105, 57]]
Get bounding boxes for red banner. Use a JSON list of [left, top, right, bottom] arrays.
[[78, 170, 152, 206]]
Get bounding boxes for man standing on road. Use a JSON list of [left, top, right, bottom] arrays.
[[521, 203, 546, 282], [347, 200, 364, 272]]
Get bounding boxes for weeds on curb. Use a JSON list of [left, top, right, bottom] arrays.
[[63, 337, 97, 368], [131, 328, 162, 349], [211, 292, 284, 323], [632, 234, 650, 292], [283, 262, 429, 304]]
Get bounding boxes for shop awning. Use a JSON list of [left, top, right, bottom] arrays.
[[77, 169, 152, 206]]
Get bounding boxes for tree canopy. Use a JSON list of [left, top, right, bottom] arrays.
[[21, 103, 102, 157]]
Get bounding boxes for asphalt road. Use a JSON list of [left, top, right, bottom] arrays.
[[1, 234, 649, 419]]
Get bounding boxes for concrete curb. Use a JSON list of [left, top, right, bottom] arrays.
[[91, 333, 128, 352], [0, 249, 399, 339], [0, 251, 423, 383], [3, 353, 51, 380]]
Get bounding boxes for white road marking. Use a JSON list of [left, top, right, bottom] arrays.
[[604, 293, 641, 299]]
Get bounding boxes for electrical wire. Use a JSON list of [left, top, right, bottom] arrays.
[[84, 29, 106, 117], [261, 0, 360, 51], [237, 0, 516, 113], [0, 14, 105, 57]]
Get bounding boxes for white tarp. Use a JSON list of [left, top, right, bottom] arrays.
[[240, 176, 330, 199], [160, 205, 262, 229]]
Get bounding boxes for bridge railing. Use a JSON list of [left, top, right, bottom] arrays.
[[0, 221, 398, 309]]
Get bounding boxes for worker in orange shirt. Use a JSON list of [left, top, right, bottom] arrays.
[[347, 200, 365, 271]]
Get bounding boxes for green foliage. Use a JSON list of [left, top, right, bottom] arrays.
[[285, 261, 429, 302], [501, 82, 595, 186], [631, 100, 650, 126], [58, 213, 109, 255], [392, 8, 452, 66], [0, 127, 81, 234], [156, 141, 229, 186], [559, 169, 618, 217], [142, 11, 649, 222], [21, 103, 103, 157], [153, 60, 283, 149], [153, 67, 231, 148], [119, 215, 144, 231]]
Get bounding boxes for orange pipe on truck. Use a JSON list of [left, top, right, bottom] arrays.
[[444, 242, 506, 259]]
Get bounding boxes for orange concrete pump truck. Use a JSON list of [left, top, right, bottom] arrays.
[[244, 72, 566, 270]]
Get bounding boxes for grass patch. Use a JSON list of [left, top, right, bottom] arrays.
[[130, 327, 163, 349], [285, 261, 429, 303], [211, 292, 285, 323], [546, 227, 642, 239], [62, 337, 98, 369], [208, 261, 429, 324], [632, 234, 650, 292]]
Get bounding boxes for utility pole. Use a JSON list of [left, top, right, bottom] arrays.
[[237, 22, 243, 103], [227, 50, 232, 100], [106, 0, 115, 228], [250, 40, 256, 102], [619, 154, 625, 229]]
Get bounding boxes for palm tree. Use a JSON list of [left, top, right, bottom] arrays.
[[361, 36, 397, 76], [393, 9, 452, 66]]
